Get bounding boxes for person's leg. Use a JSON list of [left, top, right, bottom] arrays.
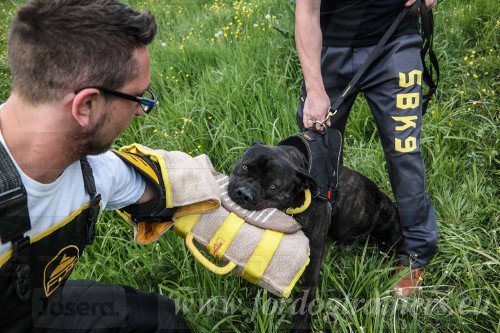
[[33, 280, 190, 332], [360, 34, 438, 271]]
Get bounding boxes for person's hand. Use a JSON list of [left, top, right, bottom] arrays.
[[302, 89, 331, 131], [405, 0, 437, 10]]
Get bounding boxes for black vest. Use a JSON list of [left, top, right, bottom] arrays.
[[0, 141, 101, 331]]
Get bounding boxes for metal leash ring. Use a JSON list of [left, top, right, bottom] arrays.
[[312, 107, 338, 132]]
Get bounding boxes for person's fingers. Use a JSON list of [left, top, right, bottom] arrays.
[[405, 0, 416, 7], [303, 117, 312, 129], [313, 121, 325, 132]]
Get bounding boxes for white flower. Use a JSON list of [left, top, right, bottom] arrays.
[[253, 23, 258, 28], [161, 42, 166, 47], [265, 14, 271, 19], [215, 31, 223, 38]]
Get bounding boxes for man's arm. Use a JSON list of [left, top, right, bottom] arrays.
[[136, 181, 157, 204], [295, 0, 331, 129]]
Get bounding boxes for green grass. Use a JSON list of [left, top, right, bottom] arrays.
[[0, 0, 499, 332]]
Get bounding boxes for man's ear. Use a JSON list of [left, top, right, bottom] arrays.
[[71, 88, 100, 128]]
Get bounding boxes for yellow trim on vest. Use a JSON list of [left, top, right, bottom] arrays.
[[283, 255, 310, 298], [242, 229, 284, 284], [207, 213, 245, 260], [185, 234, 237, 275], [0, 203, 91, 268], [118, 144, 173, 208], [113, 150, 160, 184], [173, 214, 201, 238], [286, 189, 311, 215]]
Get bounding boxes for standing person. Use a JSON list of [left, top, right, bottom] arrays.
[[295, 0, 438, 296], [0, 0, 190, 331]]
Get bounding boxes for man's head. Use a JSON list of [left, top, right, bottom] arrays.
[[8, 0, 157, 105]]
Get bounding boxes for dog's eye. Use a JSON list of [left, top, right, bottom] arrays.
[[269, 184, 276, 190], [242, 164, 248, 172]]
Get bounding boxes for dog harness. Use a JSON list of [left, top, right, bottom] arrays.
[[278, 127, 343, 203], [0, 141, 101, 330]]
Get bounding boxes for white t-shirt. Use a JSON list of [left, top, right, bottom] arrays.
[[0, 118, 146, 256]]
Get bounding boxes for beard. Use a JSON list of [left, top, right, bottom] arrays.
[[69, 105, 114, 159]]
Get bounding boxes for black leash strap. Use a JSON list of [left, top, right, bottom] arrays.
[[0, 141, 32, 301], [330, 4, 417, 112], [330, 2, 438, 115], [419, 0, 440, 115]]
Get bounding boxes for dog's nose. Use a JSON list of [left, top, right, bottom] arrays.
[[235, 187, 253, 202]]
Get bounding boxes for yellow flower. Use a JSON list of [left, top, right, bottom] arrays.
[[463, 56, 468, 61]]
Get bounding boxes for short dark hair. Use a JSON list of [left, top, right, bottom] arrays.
[[8, 0, 157, 104]]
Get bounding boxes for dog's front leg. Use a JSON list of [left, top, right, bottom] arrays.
[[291, 200, 332, 332]]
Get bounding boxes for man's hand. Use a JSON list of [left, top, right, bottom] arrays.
[[405, 0, 437, 9], [302, 89, 331, 130]]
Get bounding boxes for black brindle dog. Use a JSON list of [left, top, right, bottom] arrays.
[[228, 142, 402, 332]]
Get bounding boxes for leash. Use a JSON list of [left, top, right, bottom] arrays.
[[314, 1, 438, 129]]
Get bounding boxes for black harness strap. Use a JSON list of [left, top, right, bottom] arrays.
[[0, 142, 30, 243], [80, 158, 101, 245], [0, 141, 32, 301]]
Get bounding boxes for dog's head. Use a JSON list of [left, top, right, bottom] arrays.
[[228, 142, 317, 211]]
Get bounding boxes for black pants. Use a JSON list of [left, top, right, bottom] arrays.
[[297, 34, 438, 268], [32, 280, 190, 332]]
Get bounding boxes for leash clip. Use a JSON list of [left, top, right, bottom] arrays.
[[312, 107, 338, 132]]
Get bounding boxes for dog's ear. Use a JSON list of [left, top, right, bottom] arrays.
[[251, 141, 264, 146], [277, 145, 321, 198], [277, 145, 307, 170], [296, 170, 321, 198]]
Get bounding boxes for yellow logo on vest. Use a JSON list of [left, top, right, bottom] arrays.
[[43, 245, 79, 297]]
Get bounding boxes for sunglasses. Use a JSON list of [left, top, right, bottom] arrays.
[[74, 86, 158, 113]]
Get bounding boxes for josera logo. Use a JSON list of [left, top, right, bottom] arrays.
[[43, 245, 79, 297]]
